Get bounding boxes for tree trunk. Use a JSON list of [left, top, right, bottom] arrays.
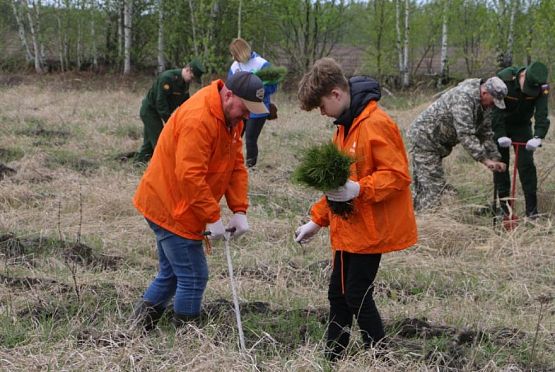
[[11, 0, 33, 62], [91, 17, 98, 69], [438, 0, 449, 88], [55, 0, 65, 72], [118, 0, 123, 59], [188, 0, 199, 56], [395, 0, 403, 84], [402, 0, 410, 88], [22, 0, 43, 73], [123, 0, 132, 75], [237, 0, 242, 38], [77, 19, 82, 70], [506, 0, 518, 67], [374, 0, 386, 78], [157, 0, 165, 72]]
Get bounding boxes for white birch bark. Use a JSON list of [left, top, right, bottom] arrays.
[[55, 0, 65, 71], [123, 0, 132, 74], [402, 0, 410, 87], [438, 0, 449, 87], [21, 0, 43, 73], [11, 0, 33, 62], [506, 0, 518, 66], [395, 0, 403, 78]]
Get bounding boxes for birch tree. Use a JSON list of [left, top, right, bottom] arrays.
[[438, 0, 450, 87], [505, 0, 518, 66], [20, 0, 43, 73], [10, 0, 33, 62], [123, 0, 132, 74], [395, 0, 410, 88], [157, 0, 165, 72]]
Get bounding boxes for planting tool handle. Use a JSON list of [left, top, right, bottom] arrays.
[[203, 227, 236, 236]]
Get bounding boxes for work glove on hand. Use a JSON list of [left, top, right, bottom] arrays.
[[295, 221, 321, 244], [206, 219, 225, 240], [497, 136, 512, 148], [227, 213, 249, 238], [325, 180, 361, 202], [526, 137, 542, 151]]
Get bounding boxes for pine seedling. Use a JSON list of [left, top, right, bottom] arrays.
[[293, 142, 355, 217], [254, 66, 288, 85]]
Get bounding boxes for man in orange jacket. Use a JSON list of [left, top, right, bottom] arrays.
[[296, 58, 417, 360], [131, 71, 268, 330]]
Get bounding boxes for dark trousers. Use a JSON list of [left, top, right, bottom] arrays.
[[494, 143, 538, 216], [242, 117, 267, 167], [136, 106, 164, 163], [326, 251, 384, 360]]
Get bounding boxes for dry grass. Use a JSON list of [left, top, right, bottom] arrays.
[[0, 76, 553, 371]]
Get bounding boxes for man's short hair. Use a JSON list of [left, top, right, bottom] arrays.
[[297, 58, 349, 111]]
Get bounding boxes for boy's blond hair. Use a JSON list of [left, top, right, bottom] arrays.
[[297, 58, 349, 111], [229, 38, 252, 63]]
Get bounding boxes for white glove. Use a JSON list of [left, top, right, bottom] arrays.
[[497, 136, 512, 148], [526, 137, 542, 151], [206, 219, 225, 240], [227, 213, 249, 238], [325, 180, 360, 202], [294, 221, 321, 244]]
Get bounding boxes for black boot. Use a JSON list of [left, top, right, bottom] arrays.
[[172, 313, 201, 328], [525, 193, 539, 218], [130, 300, 165, 332]]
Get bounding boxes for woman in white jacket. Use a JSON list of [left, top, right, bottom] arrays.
[[228, 38, 278, 168]]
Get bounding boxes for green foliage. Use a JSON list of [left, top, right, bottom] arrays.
[[254, 66, 288, 85], [0, 147, 25, 163], [292, 141, 353, 192]]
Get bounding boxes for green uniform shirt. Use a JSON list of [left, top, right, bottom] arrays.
[[142, 69, 190, 122], [492, 66, 550, 139]]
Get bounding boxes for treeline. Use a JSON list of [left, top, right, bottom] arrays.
[[1, 0, 554, 88]]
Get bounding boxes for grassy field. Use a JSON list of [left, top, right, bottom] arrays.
[[0, 74, 554, 371]]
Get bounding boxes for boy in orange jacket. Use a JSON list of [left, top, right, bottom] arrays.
[[295, 58, 417, 360]]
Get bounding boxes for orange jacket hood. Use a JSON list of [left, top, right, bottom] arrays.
[[133, 80, 249, 240]]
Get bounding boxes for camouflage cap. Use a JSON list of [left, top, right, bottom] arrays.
[[523, 61, 548, 97], [189, 58, 205, 83], [484, 76, 508, 109]]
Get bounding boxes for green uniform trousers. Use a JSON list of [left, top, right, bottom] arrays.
[[136, 105, 164, 163], [493, 126, 537, 200]]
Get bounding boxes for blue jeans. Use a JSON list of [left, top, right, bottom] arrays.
[[143, 220, 208, 316]]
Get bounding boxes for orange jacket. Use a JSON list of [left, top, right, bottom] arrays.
[[133, 80, 249, 240], [311, 101, 417, 253]]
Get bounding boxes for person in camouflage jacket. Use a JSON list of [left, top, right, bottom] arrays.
[[407, 77, 508, 211]]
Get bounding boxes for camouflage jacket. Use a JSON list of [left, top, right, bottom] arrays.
[[408, 78, 500, 161]]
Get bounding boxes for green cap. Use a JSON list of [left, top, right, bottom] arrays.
[[522, 62, 548, 96], [189, 59, 205, 83]]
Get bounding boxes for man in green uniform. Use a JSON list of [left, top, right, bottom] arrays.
[[493, 61, 550, 218], [135, 60, 205, 163]]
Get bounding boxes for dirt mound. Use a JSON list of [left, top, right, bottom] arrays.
[[0, 163, 16, 180]]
